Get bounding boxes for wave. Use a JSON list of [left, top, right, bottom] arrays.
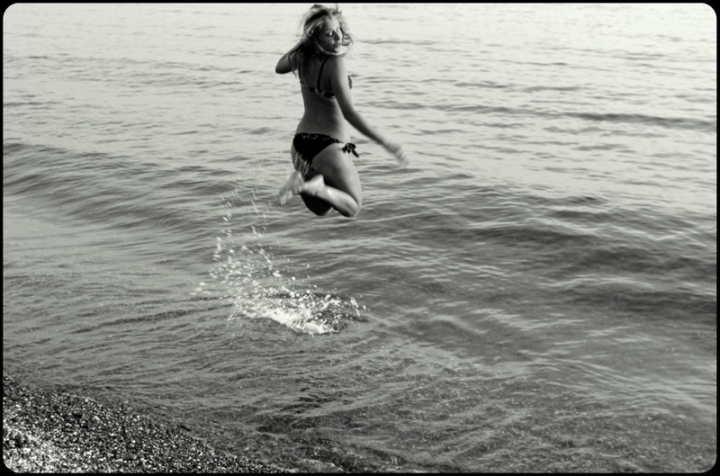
[[544, 276, 716, 325], [364, 38, 437, 46], [387, 176, 716, 327], [4, 51, 252, 92], [452, 82, 582, 93], [4, 100, 59, 108], [564, 111, 715, 132], [2, 141, 232, 238], [438, 103, 716, 133]]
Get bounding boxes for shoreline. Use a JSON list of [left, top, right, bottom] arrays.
[[3, 373, 302, 473]]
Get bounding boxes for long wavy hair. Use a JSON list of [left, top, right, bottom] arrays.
[[286, 4, 355, 80]]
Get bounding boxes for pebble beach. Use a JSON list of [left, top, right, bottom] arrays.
[[3, 374, 300, 473]]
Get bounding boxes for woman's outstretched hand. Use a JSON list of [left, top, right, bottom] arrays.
[[384, 140, 408, 167]]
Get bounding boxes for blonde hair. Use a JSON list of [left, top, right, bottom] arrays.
[[287, 4, 355, 78]]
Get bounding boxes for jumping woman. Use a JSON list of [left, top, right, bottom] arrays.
[[276, 4, 408, 218]]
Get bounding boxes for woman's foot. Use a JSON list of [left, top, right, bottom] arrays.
[[278, 173, 325, 204], [278, 171, 303, 204], [299, 174, 325, 196]]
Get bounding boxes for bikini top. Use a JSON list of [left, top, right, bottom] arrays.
[[301, 56, 352, 99]]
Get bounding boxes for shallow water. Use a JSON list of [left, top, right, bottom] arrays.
[[3, 3, 716, 472]]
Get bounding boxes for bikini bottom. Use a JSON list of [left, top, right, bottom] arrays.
[[292, 133, 359, 180]]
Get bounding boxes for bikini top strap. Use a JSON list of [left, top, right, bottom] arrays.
[[317, 56, 330, 91]]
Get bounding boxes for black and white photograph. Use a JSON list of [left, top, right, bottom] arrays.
[[3, 3, 716, 472]]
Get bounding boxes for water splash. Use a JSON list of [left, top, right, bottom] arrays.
[[194, 171, 364, 335]]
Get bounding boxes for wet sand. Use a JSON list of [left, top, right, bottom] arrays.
[[3, 374, 302, 473]]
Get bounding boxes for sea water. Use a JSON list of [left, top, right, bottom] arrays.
[[3, 3, 715, 472]]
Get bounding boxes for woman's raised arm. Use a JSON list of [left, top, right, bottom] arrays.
[[330, 57, 407, 165], [275, 50, 296, 74]]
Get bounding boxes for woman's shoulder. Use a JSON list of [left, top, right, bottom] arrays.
[[324, 54, 348, 74]]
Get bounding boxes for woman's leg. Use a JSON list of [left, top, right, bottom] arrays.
[[279, 148, 333, 215], [279, 143, 362, 217], [299, 184, 333, 216], [299, 176, 358, 217], [281, 144, 361, 217], [302, 143, 362, 218]]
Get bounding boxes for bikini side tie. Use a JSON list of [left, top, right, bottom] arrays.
[[342, 143, 359, 158]]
